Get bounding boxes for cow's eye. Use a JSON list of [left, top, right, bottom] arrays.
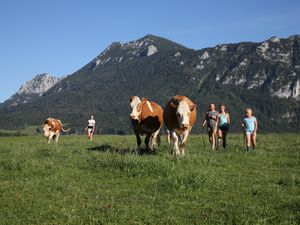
[[176, 112, 180, 117], [49, 128, 51, 130]]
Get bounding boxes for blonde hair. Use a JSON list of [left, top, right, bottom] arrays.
[[245, 108, 252, 114]]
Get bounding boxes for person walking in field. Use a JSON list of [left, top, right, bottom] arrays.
[[241, 108, 258, 151], [85, 115, 96, 140], [202, 103, 218, 150], [217, 104, 231, 149]]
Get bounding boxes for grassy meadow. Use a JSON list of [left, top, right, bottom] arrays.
[[0, 133, 299, 224]]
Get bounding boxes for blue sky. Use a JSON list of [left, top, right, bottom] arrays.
[[0, 0, 299, 102]]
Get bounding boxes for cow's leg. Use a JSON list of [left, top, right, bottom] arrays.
[[179, 130, 189, 155], [171, 131, 180, 156], [134, 131, 142, 153], [145, 133, 151, 151], [54, 134, 60, 143], [149, 129, 160, 151], [48, 133, 54, 143]]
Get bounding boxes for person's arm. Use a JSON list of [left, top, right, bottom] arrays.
[[241, 119, 245, 128], [202, 113, 208, 127], [209, 112, 216, 120], [93, 122, 96, 133], [212, 112, 218, 120], [227, 113, 231, 125], [253, 119, 258, 133]]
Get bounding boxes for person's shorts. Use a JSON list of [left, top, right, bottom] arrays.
[[245, 130, 255, 135], [219, 125, 229, 132], [207, 126, 216, 133]]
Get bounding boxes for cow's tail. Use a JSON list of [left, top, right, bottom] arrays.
[[62, 127, 71, 133]]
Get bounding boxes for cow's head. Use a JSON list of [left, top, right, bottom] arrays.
[[171, 96, 195, 129], [130, 96, 142, 120], [42, 120, 53, 138]]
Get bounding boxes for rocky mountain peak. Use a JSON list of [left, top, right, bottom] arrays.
[[6, 73, 63, 107], [17, 73, 62, 95], [89, 34, 188, 71]]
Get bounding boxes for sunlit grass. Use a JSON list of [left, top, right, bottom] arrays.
[[0, 134, 299, 224]]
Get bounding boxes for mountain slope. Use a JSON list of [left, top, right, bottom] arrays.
[[0, 34, 299, 133]]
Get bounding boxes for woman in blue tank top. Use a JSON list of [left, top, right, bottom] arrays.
[[217, 104, 231, 149]]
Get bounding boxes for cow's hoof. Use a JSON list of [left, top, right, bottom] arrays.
[[173, 151, 180, 156], [136, 148, 142, 155]]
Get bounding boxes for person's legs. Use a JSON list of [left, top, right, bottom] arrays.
[[166, 130, 171, 144], [217, 128, 222, 149], [211, 127, 217, 150], [251, 132, 257, 149], [222, 130, 227, 148], [88, 129, 92, 140], [245, 132, 251, 151], [207, 127, 212, 145]]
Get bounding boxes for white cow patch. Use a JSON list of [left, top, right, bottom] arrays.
[[130, 96, 142, 120], [42, 124, 51, 137], [177, 101, 191, 128], [146, 101, 153, 112]]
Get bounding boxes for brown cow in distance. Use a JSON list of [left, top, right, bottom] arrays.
[[130, 96, 163, 153], [163, 95, 197, 155], [42, 118, 70, 143]]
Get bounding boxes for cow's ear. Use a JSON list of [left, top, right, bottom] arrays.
[[189, 103, 196, 111], [170, 98, 179, 108], [141, 98, 147, 104], [130, 96, 135, 103]]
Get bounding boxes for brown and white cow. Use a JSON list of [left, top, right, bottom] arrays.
[[130, 96, 163, 152], [163, 95, 197, 155], [42, 118, 70, 143]]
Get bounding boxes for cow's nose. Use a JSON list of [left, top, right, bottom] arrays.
[[130, 114, 136, 120], [182, 123, 189, 129]]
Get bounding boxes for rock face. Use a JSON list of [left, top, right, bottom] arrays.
[[6, 73, 63, 107], [17, 73, 62, 95], [0, 34, 299, 132]]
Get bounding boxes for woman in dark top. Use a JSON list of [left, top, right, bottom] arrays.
[[202, 103, 218, 150]]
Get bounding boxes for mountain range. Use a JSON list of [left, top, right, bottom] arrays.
[[0, 34, 299, 133]]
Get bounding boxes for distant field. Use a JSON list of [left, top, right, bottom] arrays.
[[0, 125, 40, 136], [0, 134, 299, 224]]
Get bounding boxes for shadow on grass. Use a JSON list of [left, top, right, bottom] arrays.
[[87, 143, 133, 155], [87, 143, 157, 155]]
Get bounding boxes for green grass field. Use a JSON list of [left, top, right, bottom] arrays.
[[0, 134, 299, 225]]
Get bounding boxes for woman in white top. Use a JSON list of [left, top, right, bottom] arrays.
[[85, 115, 96, 140]]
